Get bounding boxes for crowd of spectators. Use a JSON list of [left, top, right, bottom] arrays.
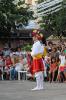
[[0, 40, 66, 83], [43, 41, 66, 83], [0, 47, 28, 80]]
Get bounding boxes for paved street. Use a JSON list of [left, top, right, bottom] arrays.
[[0, 81, 66, 100]]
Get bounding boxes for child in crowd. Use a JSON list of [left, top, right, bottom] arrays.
[[10, 54, 18, 80], [49, 57, 57, 83], [58, 52, 66, 82], [44, 53, 51, 81]]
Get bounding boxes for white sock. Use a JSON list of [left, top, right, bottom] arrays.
[[36, 75, 40, 89], [40, 73, 44, 89]]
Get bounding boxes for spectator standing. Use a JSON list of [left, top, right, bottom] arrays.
[[49, 57, 57, 83], [58, 52, 66, 82]]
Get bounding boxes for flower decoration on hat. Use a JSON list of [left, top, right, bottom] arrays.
[[40, 33, 43, 38], [32, 29, 39, 37], [32, 30, 44, 40]]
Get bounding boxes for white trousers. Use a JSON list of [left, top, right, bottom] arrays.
[[35, 72, 44, 89]]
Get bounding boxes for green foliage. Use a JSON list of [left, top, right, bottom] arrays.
[[38, 0, 46, 3], [17, 0, 25, 6], [0, 0, 33, 36], [39, 2, 66, 37], [22, 44, 32, 51]]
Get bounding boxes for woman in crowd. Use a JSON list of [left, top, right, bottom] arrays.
[[4, 55, 13, 80], [0, 55, 4, 80]]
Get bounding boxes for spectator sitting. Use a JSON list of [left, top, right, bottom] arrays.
[[4, 55, 13, 80], [3, 47, 11, 57], [15, 55, 23, 72], [0, 55, 4, 80]]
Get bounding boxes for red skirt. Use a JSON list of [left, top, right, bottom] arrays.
[[59, 66, 64, 72], [32, 58, 44, 74]]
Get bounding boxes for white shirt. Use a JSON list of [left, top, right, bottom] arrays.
[[31, 41, 44, 57], [15, 63, 23, 71], [59, 55, 65, 66], [16, 51, 23, 56]]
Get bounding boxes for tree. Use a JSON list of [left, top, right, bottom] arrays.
[[0, 0, 33, 37], [0, 0, 16, 35], [39, 0, 66, 38]]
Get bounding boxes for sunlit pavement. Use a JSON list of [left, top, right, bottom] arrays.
[[0, 81, 66, 100]]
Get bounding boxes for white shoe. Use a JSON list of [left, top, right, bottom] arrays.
[[31, 87, 40, 91], [39, 87, 44, 90], [31, 87, 44, 91]]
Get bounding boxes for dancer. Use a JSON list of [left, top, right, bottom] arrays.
[[31, 30, 44, 91]]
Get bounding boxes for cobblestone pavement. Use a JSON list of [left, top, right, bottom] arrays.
[[0, 81, 66, 100]]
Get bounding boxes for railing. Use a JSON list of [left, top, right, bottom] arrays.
[[36, 0, 63, 17], [37, 0, 63, 9]]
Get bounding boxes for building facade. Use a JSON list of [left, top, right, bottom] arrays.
[[25, 0, 38, 5], [25, 0, 32, 4], [37, 0, 63, 17]]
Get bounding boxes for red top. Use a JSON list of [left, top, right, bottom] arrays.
[[5, 58, 13, 68], [50, 63, 57, 72]]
